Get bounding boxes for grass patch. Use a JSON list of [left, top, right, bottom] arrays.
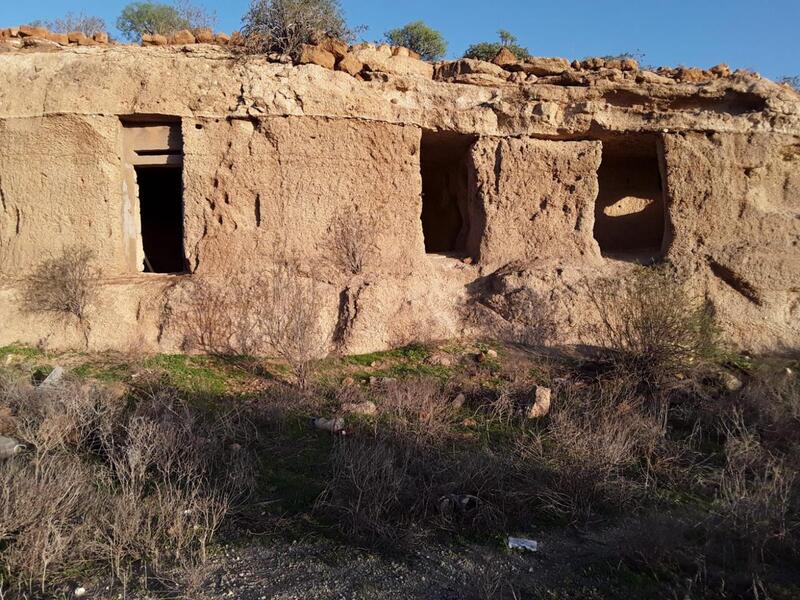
[[0, 343, 45, 361], [142, 354, 236, 395]]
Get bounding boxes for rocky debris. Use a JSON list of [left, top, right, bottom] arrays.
[[525, 386, 552, 419], [193, 28, 214, 43], [142, 33, 168, 46], [518, 56, 571, 76], [492, 47, 519, 67], [46, 32, 70, 45], [21, 36, 61, 50], [336, 52, 363, 76], [39, 366, 66, 388], [19, 25, 49, 38], [674, 66, 714, 83], [451, 393, 466, 409], [439, 493, 480, 518], [0, 435, 25, 460], [340, 400, 377, 416], [311, 416, 346, 434], [299, 43, 336, 70], [427, 352, 455, 367], [0, 24, 756, 91], [637, 70, 674, 85], [318, 36, 348, 59], [170, 29, 196, 45], [350, 44, 434, 79], [719, 370, 744, 392], [434, 58, 510, 84]]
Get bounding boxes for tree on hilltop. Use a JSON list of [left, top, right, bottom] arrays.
[[384, 21, 447, 61], [464, 30, 529, 62], [116, 0, 216, 41]]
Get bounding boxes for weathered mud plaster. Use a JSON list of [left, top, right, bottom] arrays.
[[0, 45, 798, 353]]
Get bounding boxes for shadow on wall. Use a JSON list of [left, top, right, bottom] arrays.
[[593, 135, 667, 262]]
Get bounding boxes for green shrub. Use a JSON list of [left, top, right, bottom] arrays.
[[116, 0, 215, 41], [464, 30, 529, 62], [384, 20, 447, 61]]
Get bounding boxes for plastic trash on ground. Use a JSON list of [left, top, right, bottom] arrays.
[[508, 537, 539, 552], [310, 417, 346, 434]]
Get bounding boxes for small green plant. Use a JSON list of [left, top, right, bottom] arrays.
[[464, 30, 529, 62], [383, 20, 448, 61]]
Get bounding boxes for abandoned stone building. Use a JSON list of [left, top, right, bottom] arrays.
[[0, 35, 798, 354]]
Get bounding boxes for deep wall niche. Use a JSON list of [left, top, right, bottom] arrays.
[[419, 130, 477, 255], [593, 135, 667, 261]]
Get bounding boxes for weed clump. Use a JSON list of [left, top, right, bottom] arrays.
[[586, 265, 720, 387]]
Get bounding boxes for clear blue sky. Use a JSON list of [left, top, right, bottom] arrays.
[[2, 0, 797, 80]]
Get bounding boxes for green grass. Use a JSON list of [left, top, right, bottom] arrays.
[[72, 362, 131, 383], [142, 354, 232, 395], [0, 343, 44, 360]]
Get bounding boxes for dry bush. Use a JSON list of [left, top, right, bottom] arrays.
[[712, 413, 795, 563], [729, 368, 800, 458], [0, 376, 255, 596], [380, 378, 460, 440], [179, 273, 268, 356], [318, 431, 508, 546], [241, 0, 357, 58], [586, 265, 720, 387], [0, 455, 97, 595], [262, 263, 331, 389], [318, 378, 512, 545], [318, 437, 419, 545], [516, 380, 667, 524], [21, 245, 101, 347], [179, 264, 330, 388], [327, 209, 376, 275]]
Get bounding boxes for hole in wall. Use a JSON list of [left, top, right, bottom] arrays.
[[122, 118, 187, 274], [419, 130, 477, 255], [135, 166, 187, 274], [593, 135, 666, 262]]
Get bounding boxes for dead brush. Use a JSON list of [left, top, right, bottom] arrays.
[[585, 265, 721, 389], [379, 377, 460, 440], [317, 435, 420, 546], [179, 264, 330, 389], [0, 375, 256, 596], [516, 379, 667, 524], [20, 245, 101, 348], [326, 209, 377, 276], [711, 412, 795, 565]]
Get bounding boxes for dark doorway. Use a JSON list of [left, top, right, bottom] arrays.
[[420, 130, 476, 254], [136, 166, 186, 273], [593, 136, 666, 261]]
